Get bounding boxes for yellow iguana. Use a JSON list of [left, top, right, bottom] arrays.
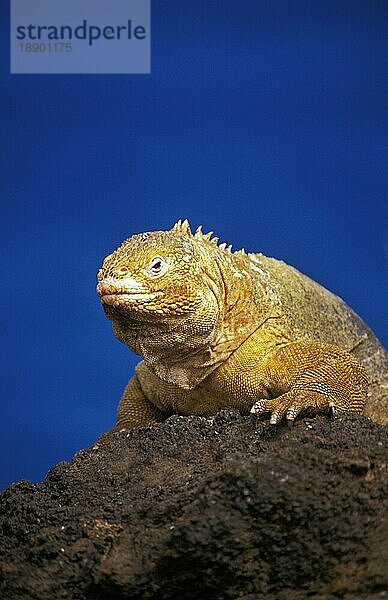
[[96, 220, 387, 430]]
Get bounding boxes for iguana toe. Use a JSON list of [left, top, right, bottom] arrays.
[[251, 390, 339, 425]]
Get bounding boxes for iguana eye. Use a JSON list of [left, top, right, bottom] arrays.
[[145, 256, 168, 278], [116, 266, 130, 277]]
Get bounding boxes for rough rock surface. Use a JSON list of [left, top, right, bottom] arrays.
[[0, 410, 387, 600]]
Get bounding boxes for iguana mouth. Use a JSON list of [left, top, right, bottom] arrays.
[[99, 291, 162, 306], [96, 281, 162, 306]]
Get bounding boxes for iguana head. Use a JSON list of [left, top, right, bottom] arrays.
[[96, 219, 255, 388], [97, 220, 211, 319]]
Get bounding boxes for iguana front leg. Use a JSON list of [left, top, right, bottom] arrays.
[[115, 374, 167, 429], [250, 341, 368, 424]]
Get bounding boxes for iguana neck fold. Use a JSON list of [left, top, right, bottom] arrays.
[[113, 250, 272, 390]]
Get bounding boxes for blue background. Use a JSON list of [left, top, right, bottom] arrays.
[[1, 1, 387, 490]]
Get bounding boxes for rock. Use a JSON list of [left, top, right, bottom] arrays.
[[0, 410, 387, 599]]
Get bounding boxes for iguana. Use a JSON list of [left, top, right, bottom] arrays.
[[96, 220, 387, 429]]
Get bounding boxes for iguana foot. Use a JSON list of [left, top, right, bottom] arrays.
[[250, 390, 337, 425]]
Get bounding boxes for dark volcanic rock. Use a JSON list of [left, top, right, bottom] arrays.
[[0, 411, 387, 600]]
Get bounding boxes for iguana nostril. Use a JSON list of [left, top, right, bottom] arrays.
[[96, 281, 118, 296]]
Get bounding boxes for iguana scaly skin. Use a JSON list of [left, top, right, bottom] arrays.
[[96, 220, 388, 429]]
